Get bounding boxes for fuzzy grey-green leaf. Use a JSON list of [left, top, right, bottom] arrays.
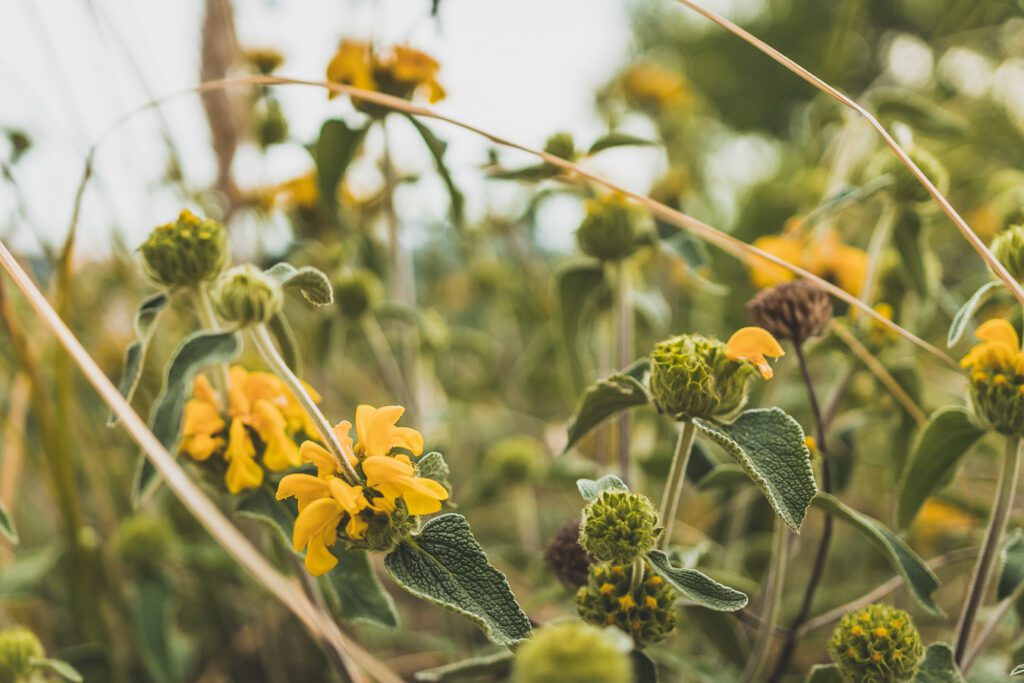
[[565, 360, 650, 451], [577, 474, 629, 503], [812, 494, 942, 615], [695, 408, 817, 532], [414, 652, 514, 682], [1012, 663, 1024, 677], [109, 292, 170, 426], [897, 407, 987, 529], [325, 548, 399, 628], [265, 263, 334, 306], [914, 642, 964, 682], [384, 513, 532, 646], [416, 452, 452, 495], [0, 497, 17, 544], [948, 280, 1003, 347], [646, 549, 748, 611], [805, 664, 843, 683]]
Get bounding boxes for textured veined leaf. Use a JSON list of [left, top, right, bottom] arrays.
[[914, 642, 964, 682], [576, 474, 629, 503], [565, 359, 650, 451], [805, 664, 843, 682], [812, 494, 942, 615], [1012, 663, 1024, 677], [416, 452, 452, 495], [384, 514, 532, 646], [264, 263, 334, 306], [897, 407, 987, 529], [948, 280, 1003, 347], [646, 550, 748, 612], [695, 408, 817, 532], [109, 292, 170, 426]]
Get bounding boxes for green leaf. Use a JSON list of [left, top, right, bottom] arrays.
[[488, 163, 559, 181], [873, 88, 969, 136], [659, 228, 712, 270], [137, 330, 241, 506], [897, 407, 987, 528], [109, 292, 170, 426], [325, 548, 400, 628], [646, 549, 748, 611], [631, 650, 659, 683], [812, 494, 942, 615], [0, 543, 61, 599], [416, 452, 452, 495], [30, 658, 83, 682], [565, 359, 651, 451], [268, 312, 302, 375], [414, 652, 514, 682], [315, 119, 366, 221], [131, 575, 180, 683], [405, 115, 465, 227], [265, 263, 334, 306], [576, 474, 629, 503], [998, 528, 1024, 600], [384, 514, 532, 646], [805, 664, 843, 682], [914, 642, 965, 682], [236, 486, 295, 548], [0, 497, 17, 544], [588, 132, 657, 154], [1012, 663, 1024, 676], [556, 259, 606, 389], [694, 408, 817, 532], [948, 280, 1003, 347], [892, 210, 930, 298]]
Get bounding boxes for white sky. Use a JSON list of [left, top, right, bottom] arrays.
[[0, 0, 651, 255]]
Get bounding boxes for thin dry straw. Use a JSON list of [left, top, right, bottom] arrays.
[[0, 240, 401, 683], [84, 74, 957, 368], [672, 0, 1024, 309]]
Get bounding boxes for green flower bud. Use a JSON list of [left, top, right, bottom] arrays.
[[244, 48, 285, 75], [484, 436, 546, 486], [113, 515, 174, 572], [0, 628, 43, 683], [576, 562, 678, 648], [577, 194, 644, 261], [334, 269, 382, 319], [212, 264, 283, 326], [991, 224, 1024, 283], [829, 604, 923, 682], [345, 499, 416, 553], [580, 491, 659, 564], [257, 98, 289, 149], [969, 371, 1024, 436], [876, 147, 949, 207], [139, 209, 228, 289], [649, 334, 756, 422], [544, 132, 576, 161], [514, 621, 632, 683]]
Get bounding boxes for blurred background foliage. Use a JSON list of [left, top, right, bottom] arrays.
[[3, 0, 1024, 680]]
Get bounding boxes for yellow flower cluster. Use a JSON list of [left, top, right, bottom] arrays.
[[181, 366, 318, 494], [960, 318, 1024, 377], [277, 405, 449, 575], [326, 40, 445, 104], [619, 62, 690, 113], [748, 220, 868, 296]]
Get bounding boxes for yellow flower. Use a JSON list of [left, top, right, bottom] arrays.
[[388, 46, 445, 103], [724, 326, 785, 380], [287, 477, 370, 575], [326, 40, 376, 96], [960, 318, 1020, 372], [354, 404, 424, 457], [749, 235, 804, 289], [620, 62, 690, 112], [225, 418, 263, 494], [363, 454, 449, 515], [747, 221, 869, 296]]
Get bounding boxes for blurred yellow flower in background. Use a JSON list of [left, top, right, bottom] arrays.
[[326, 40, 445, 104], [748, 219, 868, 297]]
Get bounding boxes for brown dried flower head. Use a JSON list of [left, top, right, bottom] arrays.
[[746, 280, 832, 344]]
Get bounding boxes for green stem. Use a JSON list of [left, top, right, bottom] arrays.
[[250, 324, 360, 484], [953, 435, 1021, 666], [658, 420, 696, 550], [614, 260, 634, 487], [193, 283, 231, 395], [742, 521, 789, 683], [629, 556, 646, 592]]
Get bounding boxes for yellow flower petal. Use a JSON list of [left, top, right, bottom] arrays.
[[328, 478, 368, 517], [181, 400, 225, 461], [363, 455, 448, 515], [224, 419, 262, 493], [976, 319, 1019, 349], [193, 374, 222, 410], [276, 473, 330, 512], [724, 326, 785, 380], [300, 441, 340, 478], [748, 235, 803, 289], [292, 497, 342, 553], [355, 404, 424, 456], [326, 40, 377, 97], [252, 400, 300, 471], [304, 527, 339, 576]]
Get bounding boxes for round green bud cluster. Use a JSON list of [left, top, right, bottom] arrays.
[[969, 371, 1024, 437], [878, 147, 949, 207], [649, 334, 756, 422], [139, 209, 228, 289], [513, 621, 632, 683], [576, 562, 678, 648], [113, 515, 174, 572], [212, 264, 283, 326], [577, 194, 643, 262], [544, 131, 576, 161], [484, 436, 546, 486], [828, 604, 923, 683], [257, 98, 289, 149], [346, 499, 415, 553], [991, 224, 1024, 283], [0, 627, 43, 683], [580, 491, 659, 565], [334, 269, 382, 319]]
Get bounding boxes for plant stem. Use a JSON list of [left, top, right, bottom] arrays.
[[767, 341, 833, 682], [743, 520, 789, 683], [961, 574, 1024, 673], [630, 556, 646, 592], [194, 282, 231, 395], [953, 436, 1022, 666], [515, 485, 541, 555], [614, 260, 634, 487], [250, 324, 360, 484], [360, 313, 414, 409], [658, 420, 696, 550]]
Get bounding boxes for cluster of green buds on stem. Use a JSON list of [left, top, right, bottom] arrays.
[[138, 209, 228, 290], [828, 604, 923, 682]]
